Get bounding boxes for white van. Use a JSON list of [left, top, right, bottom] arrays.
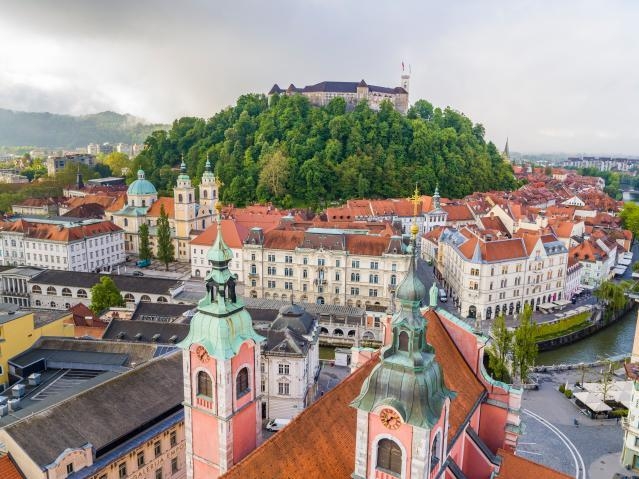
[[266, 418, 291, 431], [438, 289, 447, 302]]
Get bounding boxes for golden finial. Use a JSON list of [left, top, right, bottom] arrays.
[[408, 183, 420, 238]]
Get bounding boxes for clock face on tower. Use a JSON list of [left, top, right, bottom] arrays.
[[380, 408, 401, 430], [195, 345, 210, 363]]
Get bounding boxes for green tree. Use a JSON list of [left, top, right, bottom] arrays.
[[257, 149, 291, 200], [486, 314, 512, 382], [102, 151, 131, 176], [156, 204, 174, 270], [138, 223, 152, 261], [513, 304, 538, 384], [89, 276, 125, 314], [594, 280, 629, 318], [620, 202, 639, 244]]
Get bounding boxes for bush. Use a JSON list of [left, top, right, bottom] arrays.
[[610, 409, 629, 418], [558, 384, 566, 393], [564, 389, 573, 399]]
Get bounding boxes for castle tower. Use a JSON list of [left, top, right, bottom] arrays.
[[351, 221, 454, 479], [174, 158, 197, 244], [180, 201, 264, 479], [199, 156, 217, 213], [433, 183, 440, 210]]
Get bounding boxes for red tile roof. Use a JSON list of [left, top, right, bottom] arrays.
[[0, 220, 122, 242], [442, 204, 474, 221], [496, 449, 572, 478], [0, 454, 24, 479], [190, 220, 249, 249], [146, 197, 175, 218]]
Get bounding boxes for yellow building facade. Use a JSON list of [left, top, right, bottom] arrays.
[[0, 310, 74, 384]]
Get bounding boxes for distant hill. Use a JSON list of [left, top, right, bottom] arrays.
[[0, 108, 168, 148]]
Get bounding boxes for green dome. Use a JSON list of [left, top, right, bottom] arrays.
[[127, 170, 157, 196], [396, 256, 426, 304]]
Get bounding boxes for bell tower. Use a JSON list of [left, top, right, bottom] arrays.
[[174, 158, 197, 240], [199, 156, 218, 213], [351, 220, 454, 479], [179, 199, 264, 479]]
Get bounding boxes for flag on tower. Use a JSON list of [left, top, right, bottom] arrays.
[[402, 61, 405, 72]]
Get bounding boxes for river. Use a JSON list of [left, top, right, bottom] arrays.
[[537, 305, 637, 365]]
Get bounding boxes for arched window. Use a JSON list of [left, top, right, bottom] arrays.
[[124, 293, 135, 302], [32, 285, 42, 294], [431, 432, 441, 469], [62, 288, 72, 297], [398, 331, 409, 351], [140, 295, 151, 302], [189, 194, 192, 203], [50, 301, 56, 308], [334, 329, 344, 336], [124, 218, 128, 227], [197, 371, 213, 398], [157, 296, 168, 303], [77, 289, 87, 298], [178, 194, 183, 203], [390, 274, 397, 286], [203, 190, 208, 198], [377, 438, 402, 475], [47, 286, 57, 295], [236, 367, 250, 399], [195, 269, 201, 277], [35, 300, 41, 306]]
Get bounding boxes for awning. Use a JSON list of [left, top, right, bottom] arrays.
[[618, 259, 632, 266], [574, 391, 612, 412], [552, 299, 571, 307]]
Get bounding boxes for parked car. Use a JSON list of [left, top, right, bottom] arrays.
[[132, 271, 144, 277], [266, 418, 291, 432], [136, 258, 151, 268]]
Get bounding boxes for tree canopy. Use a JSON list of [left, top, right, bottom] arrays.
[[89, 276, 125, 314], [156, 204, 174, 270], [132, 94, 518, 207]]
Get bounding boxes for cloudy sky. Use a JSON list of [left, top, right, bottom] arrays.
[[0, 0, 637, 154]]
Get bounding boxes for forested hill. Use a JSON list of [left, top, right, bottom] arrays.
[[0, 108, 167, 148], [133, 94, 517, 206]]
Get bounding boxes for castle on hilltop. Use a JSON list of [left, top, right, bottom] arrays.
[[269, 74, 410, 114]]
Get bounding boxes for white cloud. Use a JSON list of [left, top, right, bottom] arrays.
[[0, 0, 638, 153]]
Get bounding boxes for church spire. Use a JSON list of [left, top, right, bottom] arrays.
[[433, 183, 440, 210]]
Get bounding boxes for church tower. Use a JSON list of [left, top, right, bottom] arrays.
[[351, 220, 454, 479], [199, 156, 217, 213], [180, 200, 264, 479], [174, 158, 197, 258]]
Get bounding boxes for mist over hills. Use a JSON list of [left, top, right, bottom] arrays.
[[0, 108, 168, 149]]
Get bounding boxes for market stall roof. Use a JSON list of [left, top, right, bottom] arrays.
[[552, 299, 571, 307], [574, 391, 612, 412]]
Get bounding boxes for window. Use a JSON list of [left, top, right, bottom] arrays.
[[251, 253, 256, 261], [268, 254, 276, 262], [124, 218, 128, 227], [470, 268, 479, 276], [66, 463, 74, 474], [137, 451, 145, 468], [284, 281, 293, 290], [398, 331, 409, 351], [335, 259, 341, 267], [351, 272, 360, 282], [119, 462, 127, 478], [267, 266, 277, 275], [390, 274, 397, 286], [47, 286, 56, 295], [501, 266, 508, 274], [236, 367, 250, 398], [154, 441, 162, 457], [369, 274, 379, 284], [170, 430, 177, 447], [267, 280, 276, 288], [335, 272, 341, 281], [197, 371, 213, 398], [391, 263, 397, 272], [155, 469, 163, 479], [278, 363, 290, 375], [350, 287, 359, 296], [171, 458, 179, 474], [318, 258, 325, 266], [62, 287, 72, 297], [250, 264, 257, 275], [370, 261, 379, 270], [377, 439, 402, 475], [303, 257, 308, 265], [278, 382, 290, 395], [369, 289, 378, 297], [352, 260, 360, 269], [32, 285, 41, 294], [284, 267, 293, 277], [285, 255, 293, 263], [303, 269, 308, 279]]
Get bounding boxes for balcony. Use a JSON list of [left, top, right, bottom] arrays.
[[248, 272, 259, 278]]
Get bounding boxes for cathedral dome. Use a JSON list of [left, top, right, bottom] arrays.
[[127, 170, 157, 196]]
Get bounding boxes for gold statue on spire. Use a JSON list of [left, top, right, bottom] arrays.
[[408, 183, 420, 238]]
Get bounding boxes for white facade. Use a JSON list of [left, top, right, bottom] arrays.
[[564, 261, 584, 300], [242, 232, 410, 312], [191, 245, 243, 279], [0, 220, 125, 272], [437, 229, 568, 320]]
